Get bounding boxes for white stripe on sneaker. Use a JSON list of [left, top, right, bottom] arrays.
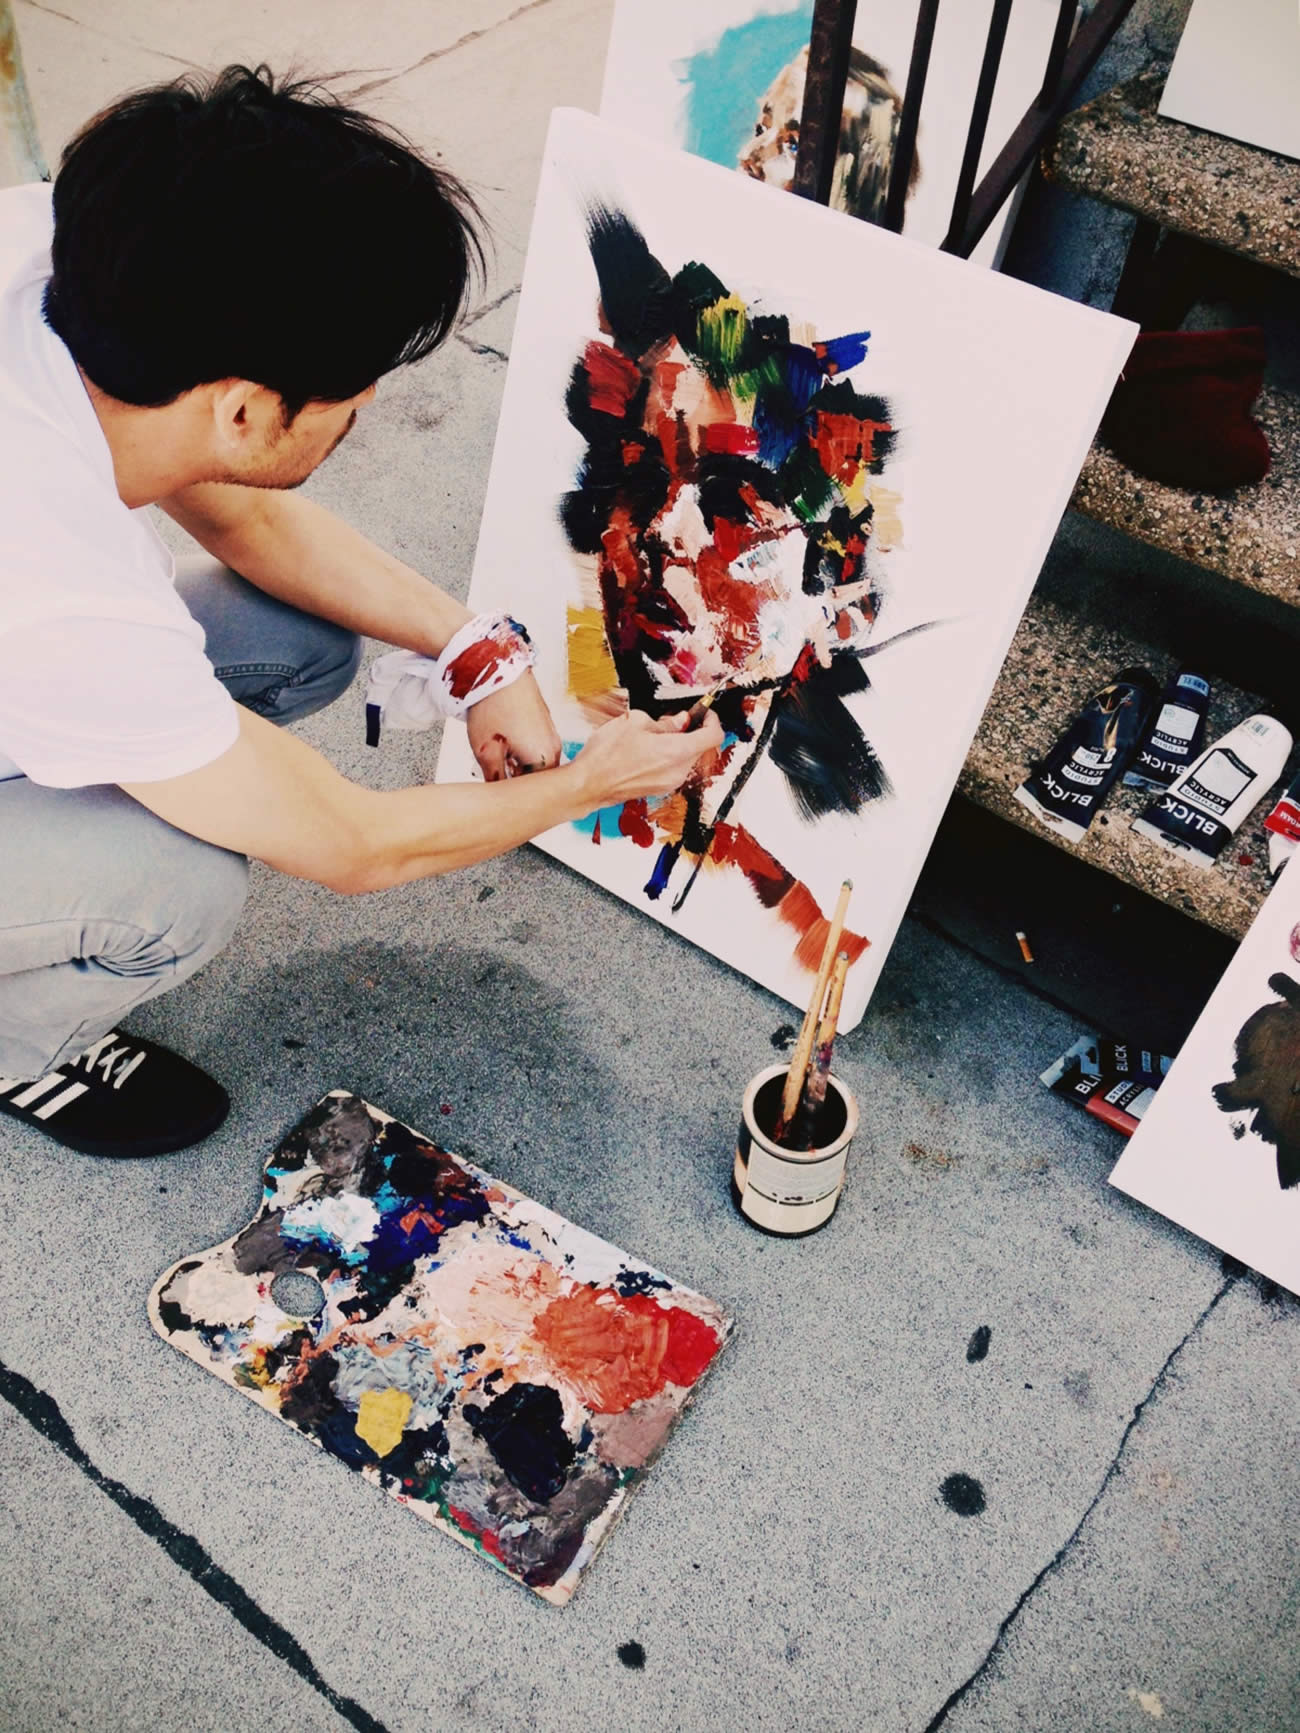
[[0, 1079, 25, 1094], [10, 1073, 67, 1109], [32, 1081, 91, 1121]]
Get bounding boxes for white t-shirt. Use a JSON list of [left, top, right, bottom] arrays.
[[0, 183, 238, 786]]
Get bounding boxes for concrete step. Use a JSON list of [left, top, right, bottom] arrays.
[[960, 588, 1287, 941], [1043, 70, 1300, 281], [1071, 383, 1300, 608]]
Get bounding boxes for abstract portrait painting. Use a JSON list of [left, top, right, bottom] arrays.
[[437, 109, 1134, 1029], [1111, 863, 1300, 1296], [150, 1093, 733, 1605], [599, 0, 1067, 266]]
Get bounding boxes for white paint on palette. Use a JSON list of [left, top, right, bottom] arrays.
[[1110, 860, 1300, 1297], [598, 0, 1066, 267], [1159, 0, 1300, 163], [436, 108, 1135, 1030]]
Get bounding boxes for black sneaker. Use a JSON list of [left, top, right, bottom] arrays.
[[0, 1030, 229, 1158]]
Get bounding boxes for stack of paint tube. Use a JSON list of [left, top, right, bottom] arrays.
[[1014, 666, 1300, 877]]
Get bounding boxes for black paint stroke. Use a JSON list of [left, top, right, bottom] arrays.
[[1212, 972, 1300, 1190], [0, 1356, 389, 1733]]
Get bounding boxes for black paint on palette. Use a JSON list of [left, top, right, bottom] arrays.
[[1212, 972, 1300, 1189]]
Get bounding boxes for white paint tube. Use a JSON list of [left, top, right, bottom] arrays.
[[1264, 766, 1300, 876], [1132, 713, 1293, 868], [1122, 670, 1212, 791]]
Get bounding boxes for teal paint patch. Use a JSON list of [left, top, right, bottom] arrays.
[[563, 741, 628, 840], [679, 5, 814, 168]]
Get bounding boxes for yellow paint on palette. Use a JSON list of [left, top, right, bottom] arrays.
[[566, 606, 619, 700], [355, 1386, 412, 1458]]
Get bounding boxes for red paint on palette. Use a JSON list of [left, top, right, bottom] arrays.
[[1290, 923, 1300, 964]]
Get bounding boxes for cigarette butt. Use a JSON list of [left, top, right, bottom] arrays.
[[1016, 930, 1034, 964]]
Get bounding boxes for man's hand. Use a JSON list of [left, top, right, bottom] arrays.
[[466, 671, 564, 781], [570, 708, 724, 807]]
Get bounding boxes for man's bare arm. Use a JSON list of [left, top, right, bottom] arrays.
[[159, 484, 473, 656], [122, 705, 723, 894]]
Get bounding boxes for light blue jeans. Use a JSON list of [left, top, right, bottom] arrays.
[[0, 556, 361, 1078]]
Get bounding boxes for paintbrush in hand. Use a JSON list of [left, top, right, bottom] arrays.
[[774, 878, 853, 1145]]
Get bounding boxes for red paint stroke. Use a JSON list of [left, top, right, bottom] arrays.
[[710, 821, 795, 908], [694, 547, 766, 664], [702, 422, 760, 458], [446, 1502, 508, 1563], [534, 1286, 721, 1414], [623, 1293, 721, 1387], [618, 798, 656, 848], [794, 911, 869, 974], [584, 340, 642, 418], [812, 411, 891, 480]]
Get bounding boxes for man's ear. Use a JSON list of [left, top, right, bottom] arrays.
[[210, 380, 278, 449]]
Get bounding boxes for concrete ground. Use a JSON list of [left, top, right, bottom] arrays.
[[3, 4, 1299, 1731]]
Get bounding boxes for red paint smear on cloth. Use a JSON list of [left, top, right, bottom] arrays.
[[445, 628, 517, 701], [534, 1286, 722, 1414]]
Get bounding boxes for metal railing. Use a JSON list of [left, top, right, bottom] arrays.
[[791, 0, 1139, 260]]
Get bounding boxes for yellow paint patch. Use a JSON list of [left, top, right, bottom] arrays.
[[868, 484, 904, 551], [567, 607, 619, 700], [355, 1386, 413, 1458]]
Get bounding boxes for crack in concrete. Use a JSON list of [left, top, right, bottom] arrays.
[[922, 1276, 1236, 1732], [0, 1355, 390, 1733], [16, 0, 198, 70], [348, 0, 560, 98], [462, 285, 520, 330], [456, 335, 509, 364]]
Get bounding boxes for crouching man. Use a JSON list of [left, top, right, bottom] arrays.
[[0, 66, 721, 1158]]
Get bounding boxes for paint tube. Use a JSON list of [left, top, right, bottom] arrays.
[[1122, 670, 1212, 791], [1264, 766, 1300, 877], [1013, 667, 1158, 844], [1132, 713, 1293, 868], [1040, 1034, 1175, 1138]]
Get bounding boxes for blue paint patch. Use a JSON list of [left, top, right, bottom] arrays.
[[645, 842, 680, 901], [679, 5, 815, 168]]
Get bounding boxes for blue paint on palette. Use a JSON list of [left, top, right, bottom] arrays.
[[679, 5, 815, 168]]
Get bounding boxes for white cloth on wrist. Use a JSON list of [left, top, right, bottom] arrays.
[[364, 612, 535, 744]]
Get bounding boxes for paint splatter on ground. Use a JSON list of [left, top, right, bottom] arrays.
[[1126, 1687, 1166, 1718], [965, 1325, 991, 1363], [617, 1640, 647, 1670], [939, 1473, 986, 1517], [150, 1092, 733, 1606]]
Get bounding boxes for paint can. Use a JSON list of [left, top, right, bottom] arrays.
[[732, 1063, 859, 1236]]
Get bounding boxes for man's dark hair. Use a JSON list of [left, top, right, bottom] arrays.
[[44, 64, 484, 414]]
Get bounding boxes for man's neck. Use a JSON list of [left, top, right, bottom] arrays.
[[79, 369, 212, 509]]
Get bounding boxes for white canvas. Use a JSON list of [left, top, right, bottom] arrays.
[[436, 108, 1134, 1030], [598, 0, 1066, 268], [1159, 0, 1300, 163], [1110, 861, 1300, 1296]]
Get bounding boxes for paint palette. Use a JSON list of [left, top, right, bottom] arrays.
[[149, 1093, 733, 1605]]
